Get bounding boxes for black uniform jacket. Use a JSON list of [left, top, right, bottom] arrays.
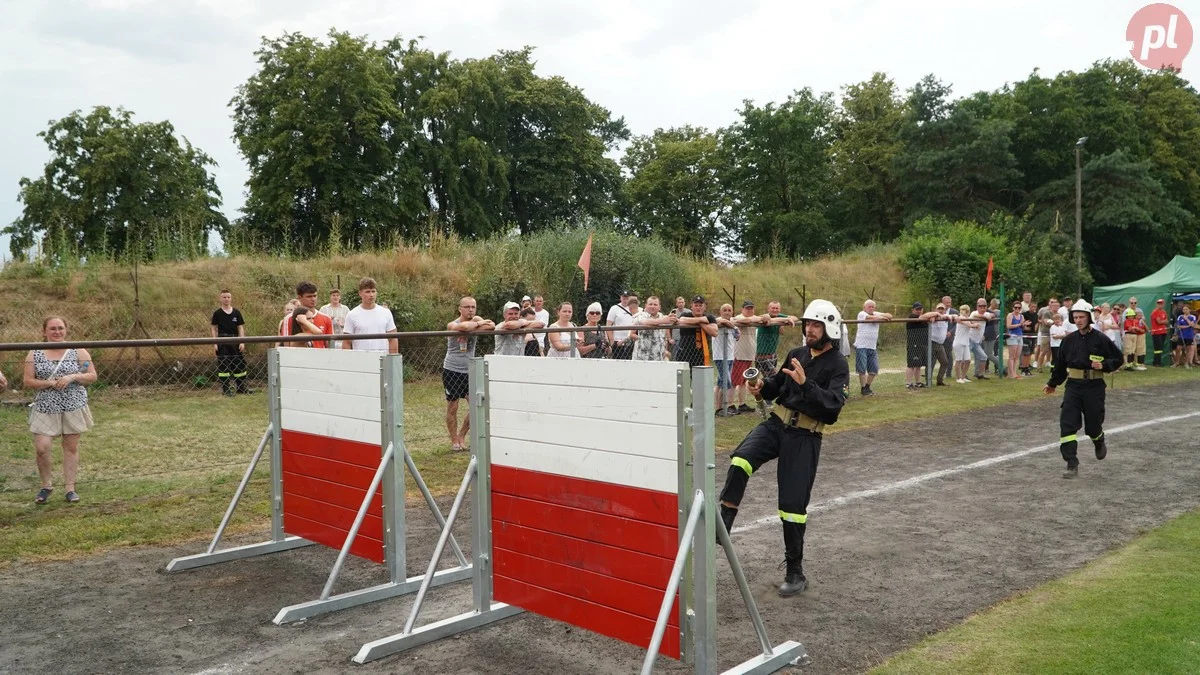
[[1047, 327, 1123, 388], [759, 345, 850, 425]]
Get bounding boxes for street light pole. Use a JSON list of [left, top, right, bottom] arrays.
[[1075, 136, 1088, 297]]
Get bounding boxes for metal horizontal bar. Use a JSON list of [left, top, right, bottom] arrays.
[[720, 640, 808, 675], [273, 565, 472, 625], [353, 604, 524, 665], [165, 537, 314, 572]]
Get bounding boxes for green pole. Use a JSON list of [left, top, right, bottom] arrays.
[[998, 282, 1006, 378]]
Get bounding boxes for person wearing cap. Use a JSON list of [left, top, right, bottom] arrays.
[[1121, 307, 1147, 371], [1044, 299, 1123, 478], [609, 294, 639, 360], [732, 300, 765, 410], [494, 301, 544, 356], [905, 301, 938, 389], [928, 303, 953, 386], [718, 299, 849, 597], [1150, 298, 1170, 367], [606, 290, 633, 349], [520, 295, 533, 310], [853, 299, 892, 396], [675, 295, 718, 367]]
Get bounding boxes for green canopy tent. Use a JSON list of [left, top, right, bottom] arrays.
[[1092, 255, 1200, 308]]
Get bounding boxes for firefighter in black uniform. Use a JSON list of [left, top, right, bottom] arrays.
[[1043, 299, 1122, 478], [717, 299, 850, 597], [211, 290, 252, 396]]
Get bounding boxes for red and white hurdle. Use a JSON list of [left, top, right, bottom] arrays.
[[354, 355, 807, 674], [166, 348, 472, 623]]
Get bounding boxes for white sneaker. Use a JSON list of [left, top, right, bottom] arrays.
[[1135, 366, 1147, 371]]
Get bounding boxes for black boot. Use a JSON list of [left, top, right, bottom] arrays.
[[778, 522, 808, 597], [1094, 436, 1107, 460], [1063, 463, 1079, 479]]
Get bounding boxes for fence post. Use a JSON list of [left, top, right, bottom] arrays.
[[998, 283, 1007, 378], [925, 318, 933, 388]]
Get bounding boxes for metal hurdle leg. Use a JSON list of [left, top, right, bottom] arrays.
[[167, 351, 318, 572], [353, 356, 521, 665]]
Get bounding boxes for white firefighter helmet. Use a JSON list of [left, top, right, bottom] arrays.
[[1070, 298, 1094, 323], [801, 299, 842, 340]]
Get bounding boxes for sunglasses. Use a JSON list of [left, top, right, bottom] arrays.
[[587, 311, 600, 315]]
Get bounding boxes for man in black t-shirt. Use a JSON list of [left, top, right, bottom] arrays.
[[210, 290, 251, 396], [674, 295, 718, 367], [1021, 303, 1039, 375]]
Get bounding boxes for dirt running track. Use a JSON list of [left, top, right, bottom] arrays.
[[2, 380, 1199, 674]]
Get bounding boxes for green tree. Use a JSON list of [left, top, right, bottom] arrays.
[[230, 31, 409, 251], [7, 106, 225, 261], [894, 75, 1023, 224], [619, 126, 731, 257], [828, 72, 906, 245], [1028, 150, 1194, 285], [723, 88, 838, 259]]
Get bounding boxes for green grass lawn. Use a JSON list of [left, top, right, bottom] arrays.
[[871, 508, 1200, 675], [1, 365, 1197, 564]]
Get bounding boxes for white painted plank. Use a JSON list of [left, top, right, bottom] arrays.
[[281, 388, 382, 423], [488, 408, 677, 461], [487, 381, 677, 426], [490, 438, 677, 494], [279, 366, 381, 398], [277, 348, 384, 374], [281, 409, 381, 446], [484, 354, 686, 393]]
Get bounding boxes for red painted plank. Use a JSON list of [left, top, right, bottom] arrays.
[[282, 451, 377, 490], [492, 493, 678, 559], [283, 491, 384, 541], [491, 464, 678, 526], [494, 575, 680, 659], [283, 512, 385, 564], [282, 473, 384, 512], [493, 548, 678, 626], [493, 522, 674, 589], [281, 429, 381, 467]]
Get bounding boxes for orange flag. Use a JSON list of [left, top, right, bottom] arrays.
[[578, 232, 594, 291], [985, 257, 994, 290]]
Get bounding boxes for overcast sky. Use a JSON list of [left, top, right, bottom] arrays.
[[1, 0, 1193, 257]]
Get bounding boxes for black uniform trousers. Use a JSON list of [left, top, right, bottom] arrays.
[[1059, 379, 1105, 467], [719, 415, 821, 527], [1152, 334, 1167, 366], [216, 343, 249, 393]]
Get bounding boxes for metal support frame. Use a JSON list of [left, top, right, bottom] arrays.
[[167, 351, 472, 624], [354, 360, 806, 674]]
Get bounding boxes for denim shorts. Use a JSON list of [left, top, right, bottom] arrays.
[[854, 348, 879, 374]]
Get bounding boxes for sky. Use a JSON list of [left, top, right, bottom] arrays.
[[1, 0, 1194, 258]]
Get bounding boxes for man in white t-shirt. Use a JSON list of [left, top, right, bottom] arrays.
[[340, 278, 397, 353], [731, 300, 764, 412], [320, 289, 351, 349], [853, 299, 892, 396], [969, 298, 993, 379], [610, 294, 639, 360], [494, 301, 544, 356]]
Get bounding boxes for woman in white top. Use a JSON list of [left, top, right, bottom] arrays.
[[1048, 313, 1068, 368], [1099, 304, 1121, 347], [546, 302, 581, 358], [952, 304, 975, 383]]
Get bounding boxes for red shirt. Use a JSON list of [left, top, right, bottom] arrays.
[[280, 309, 334, 347], [1151, 308, 1169, 335], [1123, 317, 1146, 335]]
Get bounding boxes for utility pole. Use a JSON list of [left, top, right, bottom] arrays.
[[1075, 136, 1088, 297]]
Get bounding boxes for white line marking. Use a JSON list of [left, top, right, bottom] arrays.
[[732, 410, 1200, 535]]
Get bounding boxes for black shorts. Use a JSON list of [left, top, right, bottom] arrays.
[[1021, 338, 1035, 356], [442, 369, 469, 401]]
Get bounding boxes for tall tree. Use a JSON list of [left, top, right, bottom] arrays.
[[7, 106, 225, 260], [619, 126, 731, 257], [894, 75, 1023, 224], [828, 72, 906, 245], [1029, 150, 1193, 285], [723, 88, 838, 259], [230, 31, 411, 250]]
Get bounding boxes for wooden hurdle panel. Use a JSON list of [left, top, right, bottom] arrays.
[[166, 349, 472, 625], [354, 356, 808, 674]]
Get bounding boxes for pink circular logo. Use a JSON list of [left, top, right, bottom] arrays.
[[1127, 4, 1193, 71]]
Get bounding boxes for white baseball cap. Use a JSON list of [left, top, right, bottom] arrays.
[[503, 301, 520, 310]]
